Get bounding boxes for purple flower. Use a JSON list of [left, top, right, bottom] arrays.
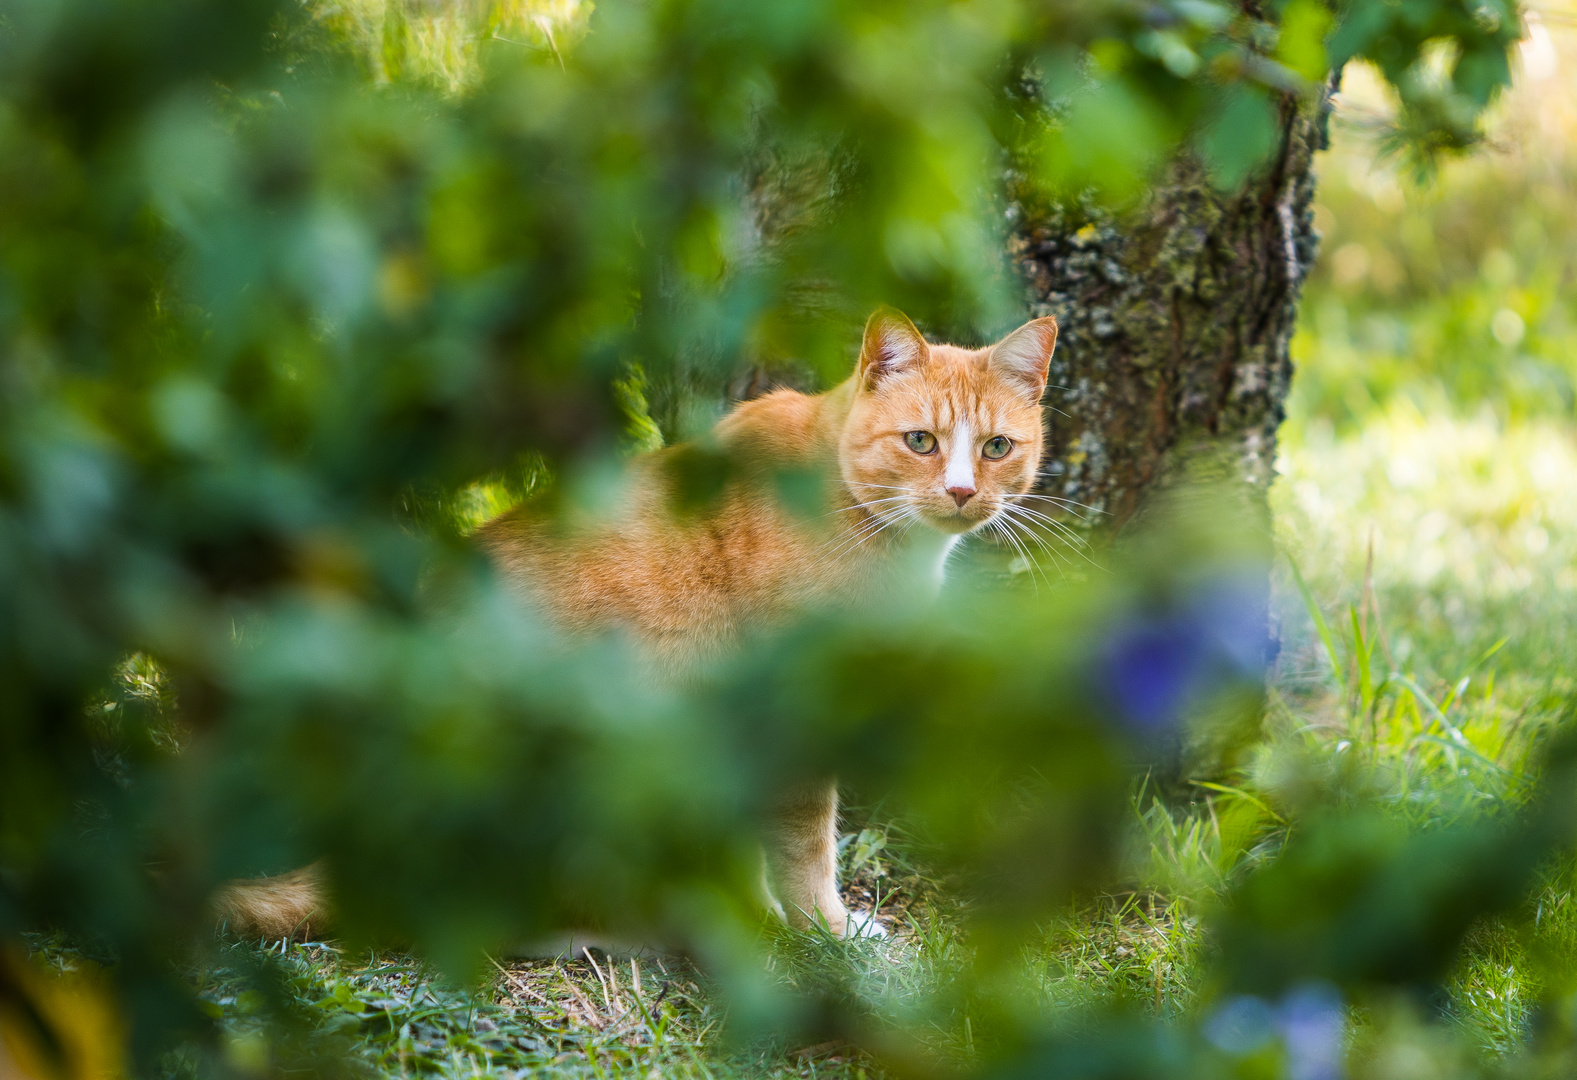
[[1204, 982, 1345, 1080], [1279, 983, 1345, 1080], [1188, 573, 1274, 675], [1098, 615, 1206, 732], [1097, 570, 1271, 733]]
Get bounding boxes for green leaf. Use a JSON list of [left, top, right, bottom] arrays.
[[1198, 84, 1280, 191], [1276, 0, 1333, 82]]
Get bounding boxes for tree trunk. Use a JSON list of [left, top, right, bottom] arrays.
[[1011, 88, 1329, 530]]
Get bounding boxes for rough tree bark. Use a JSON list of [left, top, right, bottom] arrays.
[[1011, 88, 1330, 530]]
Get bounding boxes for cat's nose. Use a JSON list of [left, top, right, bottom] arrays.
[[947, 486, 975, 508]]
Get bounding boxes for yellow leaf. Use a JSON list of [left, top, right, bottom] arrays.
[[0, 948, 124, 1080]]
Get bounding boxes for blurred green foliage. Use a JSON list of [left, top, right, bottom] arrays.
[[0, 0, 1556, 1077]]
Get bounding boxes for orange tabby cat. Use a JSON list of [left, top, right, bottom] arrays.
[[216, 307, 1057, 940]]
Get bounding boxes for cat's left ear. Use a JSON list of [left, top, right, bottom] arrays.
[[989, 315, 1058, 402]]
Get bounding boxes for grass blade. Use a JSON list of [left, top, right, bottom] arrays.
[[1287, 556, 1347, 698], [1350, 604, 1373, 712]]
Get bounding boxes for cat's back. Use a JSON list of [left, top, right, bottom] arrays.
[[712, 385, 829, 465], [475, 385, 848, 667], [477, 384, 827, 559]]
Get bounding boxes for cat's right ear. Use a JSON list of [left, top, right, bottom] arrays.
[[857, 307, 928, 390], [989, 315, 1057, 403]]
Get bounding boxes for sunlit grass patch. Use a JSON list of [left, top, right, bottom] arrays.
[[310, 0, 588, 92], [1275, 403, 1577, 699], [189, 825, 942, 1080], [1262, 394, 1577, 1064]]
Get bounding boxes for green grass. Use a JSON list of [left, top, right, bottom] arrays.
[[163, 839, 953, 1080], [176, 940, 745, 1079]]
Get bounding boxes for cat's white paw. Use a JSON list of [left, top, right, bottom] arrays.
[[843, 911, 888, 939]]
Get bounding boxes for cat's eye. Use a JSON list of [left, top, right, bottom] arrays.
[[982, 436, 1013, 460], [904, 431, 937, 454]]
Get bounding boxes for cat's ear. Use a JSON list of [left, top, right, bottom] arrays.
[[989, 315, 1058, 402], [858, 307, 928, 389]]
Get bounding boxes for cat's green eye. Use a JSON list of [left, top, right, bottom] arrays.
[[982, 436, 1013, 460], [904, 431, 937, 454]]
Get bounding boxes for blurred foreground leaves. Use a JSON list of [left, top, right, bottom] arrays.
[[0, 0, 1548, 1075]]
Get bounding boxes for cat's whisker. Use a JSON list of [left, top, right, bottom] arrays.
[[825, 521, 897, 565], [1010, 493, 1097, 517], [825, 495, 914, 520], [821, 499, 907, 535], [995, 507, 1072, 566], [1003, 501, 1093, 551], [1004, 513, 1075, 587], [1011, 500, 1095, 524], [854, 505, 918, 553], [818, 514, 892, 561], [819, 504, 909, 563], [999, 503, 1093, 562], [988, 518, 1045, 595], [1004, 503, 1088, 547], [993, 510, 1070, 578], [886, 514, 921, 553], [1011, 493, 1108, 516], [1002, 506, 1094, 561], [998, 504, 1105, 572]]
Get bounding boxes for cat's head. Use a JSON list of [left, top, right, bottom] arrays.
[[839, 307, 1057, 536]]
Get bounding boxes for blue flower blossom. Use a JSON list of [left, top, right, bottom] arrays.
[[1096, 570, 1272, 734], [1098, 614, 1207, 732], [1204, 982, 1346, 1080], [1279, 983, 1345, 1080]]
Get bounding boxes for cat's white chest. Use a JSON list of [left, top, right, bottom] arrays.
[[901, 530, 963, 595]]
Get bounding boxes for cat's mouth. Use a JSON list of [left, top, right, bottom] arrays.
[[919, 503, 993, 535]]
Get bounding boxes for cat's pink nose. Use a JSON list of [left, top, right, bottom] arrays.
[[947, 486, 975, 508]]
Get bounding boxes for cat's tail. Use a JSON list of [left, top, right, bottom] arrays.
[[212, 863, 329, 941]]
